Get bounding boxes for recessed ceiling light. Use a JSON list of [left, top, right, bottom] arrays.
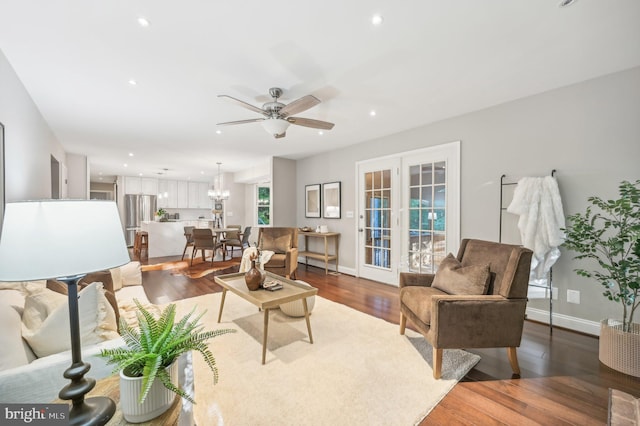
[[129, 152, 134, 157], [137, 17, 150, 27], [200, 171, 205, 175], [318, 131, 324, 136], [559, 0, 578, 7], [372, 14, 384, 26], [128, 79, 137, 86], [123, 163, 128, 167], [98, 177, 103, 181], [139, 173, 143, 176], [216, 130, 222, 135], [98, 172, 103, 175], [369, 110, 377, 117]]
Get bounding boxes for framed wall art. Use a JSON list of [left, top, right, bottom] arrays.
[[323, 181, 341, 218], [305, 184, 321, 218]]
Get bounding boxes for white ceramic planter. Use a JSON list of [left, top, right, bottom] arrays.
[[119, 362, 178, 423]]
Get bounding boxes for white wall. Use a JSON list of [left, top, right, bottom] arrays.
[[295, 66, 640, 329], [0, 49, 66, 201], [66, 153, 89, 199], [271, 157, 296, 227]]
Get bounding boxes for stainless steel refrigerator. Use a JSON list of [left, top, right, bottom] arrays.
[[124, 194, 157, 246]]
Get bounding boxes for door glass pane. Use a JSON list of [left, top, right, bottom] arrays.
[[410, 165, 420, 186], [407, 160, 447, 273], [364, 167, 392, 270]]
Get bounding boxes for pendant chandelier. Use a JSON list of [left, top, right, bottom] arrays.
[[208, 162, 230, 201]]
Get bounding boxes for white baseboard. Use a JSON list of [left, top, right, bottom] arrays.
[[526, 307, 601, 336], [296, 258, 355, 276]]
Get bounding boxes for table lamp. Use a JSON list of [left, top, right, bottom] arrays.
[[0, 200, 130, 426]]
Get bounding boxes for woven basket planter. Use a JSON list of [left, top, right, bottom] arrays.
[[599, 319, 640, 378]]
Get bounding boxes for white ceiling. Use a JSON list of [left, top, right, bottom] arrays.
[[1, 0, 639, 182]]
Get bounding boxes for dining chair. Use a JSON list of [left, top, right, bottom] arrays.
[[181, 226, 195, 261], [190, 228, 224, 266]]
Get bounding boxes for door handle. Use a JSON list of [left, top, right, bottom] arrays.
[[358, 228, 363, 232]]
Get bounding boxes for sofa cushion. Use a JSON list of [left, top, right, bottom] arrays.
[[21, 283, 119, 358], [0, 298, 36, 371], [120, 261, 142, 287], [432, 253, 490, 295]]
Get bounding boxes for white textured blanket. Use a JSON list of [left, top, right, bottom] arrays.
[[507, 176, 565, 280]]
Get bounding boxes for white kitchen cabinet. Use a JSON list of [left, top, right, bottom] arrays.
[[157, 180, 178, 208], [177, 181, 189, 208], [166, 180, 178, 208], [199, 182, 211, 209], [124, 176, 142, 194], [187, 181, 212, 208], [124, 176, 158, 195], [141, 178, 158, 196]]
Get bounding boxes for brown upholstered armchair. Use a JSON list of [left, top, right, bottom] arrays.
[[399, 238, 533, 379], [258, 227, 299, 279]]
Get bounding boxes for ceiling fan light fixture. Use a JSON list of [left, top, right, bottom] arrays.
[[262, 118, 290, 137]]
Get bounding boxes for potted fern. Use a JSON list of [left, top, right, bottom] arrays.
[[101, 300, 235, 422], [563, 180, 640, 377]]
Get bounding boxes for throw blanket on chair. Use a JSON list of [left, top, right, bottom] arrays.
[[507, 176, 565, 284], [239, 247, 274, 273]]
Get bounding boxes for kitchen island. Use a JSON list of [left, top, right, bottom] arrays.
[[140, 220, 228, 259]]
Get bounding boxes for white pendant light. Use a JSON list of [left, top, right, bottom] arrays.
[[261, 118, 290, 137]]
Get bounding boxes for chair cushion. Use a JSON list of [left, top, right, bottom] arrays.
[[261, 233, 291, 254], [265, 253, 286, 268], [432, 253, 490, 295], [400, 286, 447, 326]]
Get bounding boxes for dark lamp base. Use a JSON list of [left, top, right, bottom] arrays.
[[69, 396, 116, 426]]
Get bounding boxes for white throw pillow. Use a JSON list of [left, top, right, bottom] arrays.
[[120, 261, 142, 286], [0, 299, 36, 371], [109, 266, 123, 291], [22, 283, 119, 358]]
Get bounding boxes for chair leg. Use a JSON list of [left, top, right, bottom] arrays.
[[191, 248, 197, 266], [399, 312, 406, 335], [507, 347, 521, 375], [433, 348, 443, 379], [181, 244, 188, 261]]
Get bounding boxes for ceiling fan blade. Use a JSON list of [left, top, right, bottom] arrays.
[[274, 132, 286, 139], [216, 118, 264, 126], [218, 95, 267, 116], [287, 116, 335, 130], [278, 95, 321, 117]]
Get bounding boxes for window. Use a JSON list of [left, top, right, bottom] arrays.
[[257, 184, 271, 226]]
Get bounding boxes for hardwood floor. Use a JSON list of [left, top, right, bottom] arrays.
[[139, 254, 640, 425]]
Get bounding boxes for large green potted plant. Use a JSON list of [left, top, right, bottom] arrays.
[[101, 300, 235, 422], [563, 180, 640, 377]]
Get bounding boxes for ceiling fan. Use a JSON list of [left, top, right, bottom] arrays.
[[217, 87, 335, 138]]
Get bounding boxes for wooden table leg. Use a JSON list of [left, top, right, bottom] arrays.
[[262, 308, 270, 365], [217, 289, 227, 323], [302, 298, 313, 344]]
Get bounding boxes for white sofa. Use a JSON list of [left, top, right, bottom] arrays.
[[0, 262, 149, 403]]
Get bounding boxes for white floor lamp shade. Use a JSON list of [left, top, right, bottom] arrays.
[[0, 200, 130, 426]]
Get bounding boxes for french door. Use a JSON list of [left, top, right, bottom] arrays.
[[356, 142, 460, 285], [357, 158, 401, 283]]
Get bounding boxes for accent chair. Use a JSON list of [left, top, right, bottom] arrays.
[[258, 227, 299, 279], [399, 238, 533, 379]]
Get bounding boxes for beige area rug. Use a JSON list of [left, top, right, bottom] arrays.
[[173, 293, 481, 426]]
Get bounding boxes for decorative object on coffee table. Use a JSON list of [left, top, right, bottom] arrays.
[[100, 300, 235, 422], [0, 200, 130, 426], [244, 253, 263, 291], [563, 180, 640, 377]]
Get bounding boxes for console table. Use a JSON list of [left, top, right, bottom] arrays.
[[298, 231, 340, 275]]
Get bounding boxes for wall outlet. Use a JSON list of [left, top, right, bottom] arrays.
[[567, 289, 580, 304]]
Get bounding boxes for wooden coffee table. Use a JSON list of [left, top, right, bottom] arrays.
[[214, 271, 318, 364]]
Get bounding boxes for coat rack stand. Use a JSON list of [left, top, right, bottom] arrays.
[[499, 169, 556, 334]]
